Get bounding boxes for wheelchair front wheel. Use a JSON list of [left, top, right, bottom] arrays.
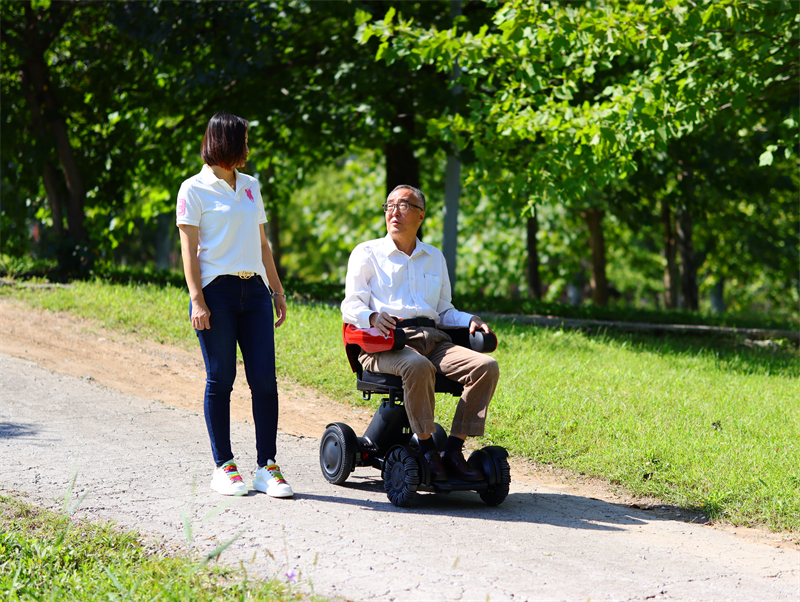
[[320, 423, 356, 484], [382, 447, 420, 507], [479, 455, 511, 506]]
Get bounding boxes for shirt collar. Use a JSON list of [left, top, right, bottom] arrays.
[[200, 164, 239, 187], [382, 233, 428, 257]]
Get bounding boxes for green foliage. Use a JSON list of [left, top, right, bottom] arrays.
[[0, 254, 57, 280], [358, 0, 799, 316], [281, 152, 388, 282], [0, 495, 302, 601], [365, 0, 798, 201], [2, 1, 796, 331]]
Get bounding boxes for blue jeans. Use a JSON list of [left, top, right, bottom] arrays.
[[192, 275, 279, 467]]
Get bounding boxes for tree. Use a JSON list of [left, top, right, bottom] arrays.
[[2, 1, 177, 272], [112, 1, 495, 267], [360, 0, 798, 307]]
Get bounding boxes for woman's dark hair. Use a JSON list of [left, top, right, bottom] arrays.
[[201, 112, 249, 170]]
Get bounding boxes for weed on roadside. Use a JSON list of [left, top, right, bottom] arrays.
[[0, 492, 307, 601]]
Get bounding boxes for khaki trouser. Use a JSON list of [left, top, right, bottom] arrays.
[[359, 326, 499, 436]]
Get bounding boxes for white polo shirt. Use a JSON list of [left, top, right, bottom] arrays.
[[176, 165, 268, 289], [341, 234, 474, 329]]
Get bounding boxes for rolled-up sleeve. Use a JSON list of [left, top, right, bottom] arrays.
[[341, 244, 376, 328]]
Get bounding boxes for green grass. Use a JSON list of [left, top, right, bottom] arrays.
[[0, 494, 304, 601], [5, 254, 796, 331], [3, 280, 799, 532]]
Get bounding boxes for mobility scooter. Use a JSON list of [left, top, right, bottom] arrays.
[[319, 323, 511, 507]]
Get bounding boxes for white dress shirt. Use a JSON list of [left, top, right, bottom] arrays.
[[341, 234, 474, 329], [176, 165, 268, 289]]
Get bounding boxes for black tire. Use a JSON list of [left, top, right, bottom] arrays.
[[382, 447, 420, 507], [320, 424, 356, 484], [479, 455, 511, 506]]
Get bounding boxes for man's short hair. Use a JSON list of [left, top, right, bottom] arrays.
[[388, 184, 426, 209], [201, 112, 249, 170]]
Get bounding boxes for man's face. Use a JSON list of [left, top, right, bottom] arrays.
[[385, 188, 425, 239]]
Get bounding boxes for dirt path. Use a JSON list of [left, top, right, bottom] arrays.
[[0, 298, 655, 507], [0, 298, 374, 439], [2, 298, 798, 601]]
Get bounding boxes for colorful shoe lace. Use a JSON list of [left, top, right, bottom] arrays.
[[210, 460, 247, 495], [253, 461, 294, 498]]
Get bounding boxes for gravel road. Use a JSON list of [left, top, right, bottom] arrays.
[[1, 353, 798, 601]]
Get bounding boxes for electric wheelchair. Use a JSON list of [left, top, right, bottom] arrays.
[[318, 323, 511, 507]]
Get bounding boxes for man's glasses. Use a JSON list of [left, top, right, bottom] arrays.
[[382, 201, 424, 213]]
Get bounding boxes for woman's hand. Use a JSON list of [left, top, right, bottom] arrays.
[[273, 295, 287, 328], [191, 298, 211, 330]]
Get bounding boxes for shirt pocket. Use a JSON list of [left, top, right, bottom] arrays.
[[422, 272, 442, 308]]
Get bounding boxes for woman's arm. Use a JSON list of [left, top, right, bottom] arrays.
[[260, 225, 287, 328], [178, 225, 211, 330]]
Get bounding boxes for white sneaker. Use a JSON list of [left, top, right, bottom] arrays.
[[210, 460, 248, 495], [253, 461, 294, 498]]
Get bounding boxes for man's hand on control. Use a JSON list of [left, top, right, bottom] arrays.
[[370, 311, 397, 337], [469, 316, 491, 335]]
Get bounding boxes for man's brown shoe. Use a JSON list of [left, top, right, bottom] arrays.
[[441, 449, 484, 482], [424, 450, 448, 482]]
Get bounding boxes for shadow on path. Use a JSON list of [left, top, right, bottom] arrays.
[[0, 422, 39, 439], [295, 482, 685, 532]]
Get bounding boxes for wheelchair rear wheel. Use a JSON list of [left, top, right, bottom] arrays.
[[320, 423, 356, 484], [382, 447, 420, 507]]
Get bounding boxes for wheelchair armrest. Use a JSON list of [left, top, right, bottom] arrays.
[[441, 327, 498, 353], [343, 324, 407, 373]]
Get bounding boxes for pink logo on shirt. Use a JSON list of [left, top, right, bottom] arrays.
[[245, 188, 254, 202], [177, 198, 186, 216]]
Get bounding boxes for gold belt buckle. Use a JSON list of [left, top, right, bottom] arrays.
[[237, 271, 255, 279]]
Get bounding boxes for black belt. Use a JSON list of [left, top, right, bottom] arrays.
[[216, 274, 262, 282], [400, 317, 436, 327]]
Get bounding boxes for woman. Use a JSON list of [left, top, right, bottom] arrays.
[[176, 112, 292, 498]]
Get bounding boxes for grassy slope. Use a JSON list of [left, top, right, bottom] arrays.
[[0, 494, 303, 601], [4, 281, 799, 531]]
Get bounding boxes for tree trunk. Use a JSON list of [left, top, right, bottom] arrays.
[[442, 153, 460, 290], [154, 213, 172, 270], [260, 167, 285, 281], [384, 140, 420, 198], [21, 5, 86, 242], [710, 278, 725, 313], [661, 197, 679, 309], [676, 202, 698, 311], [385, 139, 421, 239], [19, 68, 65, 237], [526, 208, 542, 299], [441, 0, 462, 290], [42, 164, 65, 237], [583, 208, 608, 306]]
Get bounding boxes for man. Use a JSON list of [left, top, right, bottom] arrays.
[[341, 184, 500, 482]]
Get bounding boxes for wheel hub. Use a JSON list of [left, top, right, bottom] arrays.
[[321, 436, 341, 475], [390, 461, 405, 489]]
